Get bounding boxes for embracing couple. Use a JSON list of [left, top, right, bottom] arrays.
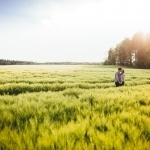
[[114, 67, 125, 87]]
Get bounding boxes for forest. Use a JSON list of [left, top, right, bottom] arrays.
[[0, 59, 100, 65], [104, 32, 150, 68], [0, 59, 37, 65]]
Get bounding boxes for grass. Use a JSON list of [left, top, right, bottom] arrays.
[[0, 65, 150, 150]]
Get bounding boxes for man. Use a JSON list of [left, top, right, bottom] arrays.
[[114, 68, 122, 87]]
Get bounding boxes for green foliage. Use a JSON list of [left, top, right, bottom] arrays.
[[105, 32, 150, 68], [0, 65, 150, 149]]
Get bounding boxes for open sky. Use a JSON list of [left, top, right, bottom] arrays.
[[0, 0, 150, 62]]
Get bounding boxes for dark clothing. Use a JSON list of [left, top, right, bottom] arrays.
[[115, 82, 121, 87], [121, 81, 124, 86]]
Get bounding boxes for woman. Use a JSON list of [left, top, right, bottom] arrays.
[[121, 70, 125, 86]]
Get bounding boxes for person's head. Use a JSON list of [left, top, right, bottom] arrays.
[[121, 70, 124, 74], [118, 68, 122, 72]]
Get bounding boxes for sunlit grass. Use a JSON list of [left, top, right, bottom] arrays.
[[0, 65, 150, 149]]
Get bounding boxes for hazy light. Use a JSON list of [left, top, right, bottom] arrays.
[[0, 0, 150, 62]]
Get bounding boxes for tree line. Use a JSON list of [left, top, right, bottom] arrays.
[[104, 32, 150, 68], [0, 59, 100, 65], [0, 59, 36, 65]]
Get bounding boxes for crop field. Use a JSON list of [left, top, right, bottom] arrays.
[[0, 65, 150, 150]]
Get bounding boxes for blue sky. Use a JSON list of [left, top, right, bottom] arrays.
[[0, 0, 150, 62]]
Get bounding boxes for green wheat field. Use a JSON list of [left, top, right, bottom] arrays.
[[0, 65, 150, 150]]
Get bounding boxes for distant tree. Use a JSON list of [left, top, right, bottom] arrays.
[[115, 43, 125, 65], [131, 32, 147, 68], [121, 38, 132, 66], [145, 33, 150, 68], [108, 48, 116, 65], [0, 59, 37, 65], [105, 31, 150, 68]]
